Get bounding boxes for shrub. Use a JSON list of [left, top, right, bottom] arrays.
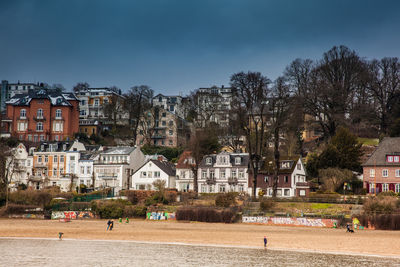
[[0, 204, 39, 216], [215, 193, 237, 208], [359, 214, 400, 230], [125, 190, 155, 205], [91, 200, 130, 218], [363, 196, 398, 215], [260, 198, 275, 211], [378, 191, 397, 197], [124, 205, 147, 218], [176, 207, 236, 223]]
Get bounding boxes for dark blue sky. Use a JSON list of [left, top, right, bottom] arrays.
[[1, 0, 400, 95]]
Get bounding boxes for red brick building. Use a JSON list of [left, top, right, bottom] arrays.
[[4, 89, 79, 142], [363, 137, 400, 194]]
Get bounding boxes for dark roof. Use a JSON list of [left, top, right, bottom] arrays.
[[36, 141, 74, 152], [151, 160, 176, 176], [6, 89, 78, 106], [259, 156, 300, 175], [363, 137, 400, 166], [199, 152, 249, 168]]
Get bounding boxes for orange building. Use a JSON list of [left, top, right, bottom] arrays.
[[4, 89, 79, 142]]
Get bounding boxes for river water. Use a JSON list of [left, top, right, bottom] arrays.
[[1, 238, 399, 266]]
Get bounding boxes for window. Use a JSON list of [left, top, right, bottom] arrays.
[[369, 183, 375, 193], [17, 122, 27, 132], [284, 189, 290, 196], [284, 176, 289, 183], [264, 176, 269, 183], [169, 130, 173, 136], [20, 109, 26, 118], [382, 183, 389, 192], [55, 135, 59, 141], [388, 156, 393, 162], [396, 184, 400, 193], [169, 120, 173, 126], [382, 169, 388, 177], [94, 99, 99, 106], [297, 163, 301, 170], [55, 109, 62, 118], [162, 121, 166, 126], [202, 170, 207, 178], [210, 170, 215, 178], [239, 170, 244, 178], [81, 100, 86, 105], [140, 171, 147, 178], [53, 168, 57, 176], [154, 171, 160, 178], [220, 169, 226, 178], [81, 166, 85, 174], [169, 140, 173, 146], [28, 135, 32, 141], [370, 169, 375, 177], [219, 185, 226, 192], [36, 156, 41, 163], [162, 112, 166, 117], [70, 156, 75, 161], [180, 171, 186, 179], [87, 166, 91, 174], [232, 170, 237, 178], [37, 109, 43, 118], [299, 190, 306, 196], [36, 122, 43, 131], [40, 135, 45, 141], [60, 155, 64, 162], [169, 105, 174, 112], [147, 171, 152, 178], [44, 155, 48, 163], [34, 135, 38, 142], [201, 184, 206, 193], [206, 157, 212, 165], [239, 185, 244, 192], [396, 170, 400, 177], [235, 157, 241, 165], [54, 155, 58, 163]]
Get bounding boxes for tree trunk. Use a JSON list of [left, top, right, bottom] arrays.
[[192, 166, 198, 193], [272, 127, 280, 198]]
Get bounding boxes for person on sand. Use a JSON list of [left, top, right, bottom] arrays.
[[264, 236, 267, 249], [107, 220, 112, 231], [110, 220, 114, 231]]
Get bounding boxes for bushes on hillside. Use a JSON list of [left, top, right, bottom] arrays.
[[215, 192, 237, 207], [124, 190, 155, 205], [260, 198, 275, 211], [176, 207, 237, 223], [363, 196, 399, 215], [359, 214, 400, 230], [91, 199, 148, 219], [124, 205, 147, 218], [0, 204, 39, 217]]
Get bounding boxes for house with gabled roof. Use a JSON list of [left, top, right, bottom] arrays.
[[363, 137, 400, 194], [249, 156, 309, 197], [176, 151, 196, 192], [131, 159, 176, 190]]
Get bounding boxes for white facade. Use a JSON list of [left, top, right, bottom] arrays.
[[132, 160, 176, 190], [78, 160, 94, 187], [6, 143, 33, 191], [94, 146, 146, 194], [198, 152, 249, 193]]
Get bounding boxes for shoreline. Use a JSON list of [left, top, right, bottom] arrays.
[[1, 236, 400, 260], [1, 219, 399, 258]]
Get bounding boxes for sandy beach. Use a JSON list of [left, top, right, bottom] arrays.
[[0, 219, 399, 258]]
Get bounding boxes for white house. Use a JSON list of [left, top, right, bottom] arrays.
[[93, 146, 146, 194], [175, 151, 195, 192], [198, 151, 250, 193], [6, 143, 33, 191], [132, 159, 176, 190]]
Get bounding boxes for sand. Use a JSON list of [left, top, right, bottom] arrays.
[[0, 219, 399, 258]]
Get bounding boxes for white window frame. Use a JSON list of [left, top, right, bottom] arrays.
[[20, 109, 26, 118], [55, 109, 62, 119], [36, 122, 43, 132], [206, 157, 212, 165], [235, 157, 241, 165], [37, 109, 43, 118], [370, 169, 375, 177], [382, 183, 389, 192], [382, 169, 388, 177], [396, 184, 400, 193]]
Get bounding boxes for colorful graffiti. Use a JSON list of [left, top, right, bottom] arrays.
[[146, 212, 176, 220], [242, 216, 338, 228], [8, 214, 44, 219], [51, 211, 95, 220]]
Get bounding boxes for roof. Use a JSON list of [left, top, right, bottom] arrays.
[[259, 156, 301, 174], [134, 159, 176, 176], [101, 146, 136, 155], [6, 90, 78, 106], [176, 151, 195, 169], [36, 141, 75, 152], [363, 137, 400, 166], [199, 152, 250, 168]]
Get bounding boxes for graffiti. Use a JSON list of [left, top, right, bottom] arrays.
[[51, 211, 95, 220], [242, 216, 338, 228], [9, 214, 44, 219], [147, 212, 176, 220], [242, 216, 269, 224]]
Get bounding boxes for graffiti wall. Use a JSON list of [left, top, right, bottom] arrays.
[[242, 216, 338, 228], [8, 214, 44, 219], [146, 212, 176, 220], [51, 211, 95, 220]]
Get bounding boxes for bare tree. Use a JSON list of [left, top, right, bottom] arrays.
[[104, 92, 125, 129], [367, 57, 400, 134], [73, 82, 90, 94], [270, 77, 294, 197], [187, 129, 221, 193], [124, 85, 153, 144], [230, 71, 271, 198]]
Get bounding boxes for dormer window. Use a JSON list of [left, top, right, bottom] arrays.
[[281, 161, 291, 169], [235, 157, 241, 165], [37, 109, 43, 119], [206, 157, 212, 165], [55, 109, 62, 119], [387, 155, 400, 163], [20, 109, 26, 119]]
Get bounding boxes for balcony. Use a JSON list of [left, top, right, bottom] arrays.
[[34, 162, 48, 168], [33, 116, 46, 121], [228, 177, 238, 185], [52, 116, 65, 121], [206, 177, 216, 185], [151, 135, 166, 139], [97, 174, 119, 180], [17, 116, 28, 120]]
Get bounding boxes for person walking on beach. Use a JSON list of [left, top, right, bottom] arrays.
[[110, 220, 114, 231], [264, 236, 267, 249], [107, 220, 112, 231]]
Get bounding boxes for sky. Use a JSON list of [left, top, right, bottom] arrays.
[[1, 0, 400, 95]]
